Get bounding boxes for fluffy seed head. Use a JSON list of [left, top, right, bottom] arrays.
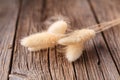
[[21, 20, 68, 51], [58, 29, 95, 45], [66, 43, 84, 62], [58, 29, 95, 62], [47, 20, 68, 34], [21, 32, 61, 49], [28, 46, 51, 51]]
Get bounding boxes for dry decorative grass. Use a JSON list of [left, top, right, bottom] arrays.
[[21, 17, 120, 62]]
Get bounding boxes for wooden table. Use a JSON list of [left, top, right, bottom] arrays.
[[0, 0, 120, 80]]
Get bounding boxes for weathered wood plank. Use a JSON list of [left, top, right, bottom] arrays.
[[9, 0, 120, 80], [9, 0, 52, 80], [45, 0, 105, 80], [88, 0, 120, 79], [89, 0, 120, 73], [44, 0, 79, 80], [45, 0, 120, 80], [0, 0, 19, 80]]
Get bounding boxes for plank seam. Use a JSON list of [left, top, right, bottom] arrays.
[[41, 0, 47, 21], [48, 48, 53, 80], [72, 63, 78, 80], [92, 41, 105, 80], [87, 0, 120, 75], [101, 31, 120, 74], [83, 51, 90, 80], [61, 65, 66, 80], [83, 0, 106, 79], [8, 0, 23, 80]]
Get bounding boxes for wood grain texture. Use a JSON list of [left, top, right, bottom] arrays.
[[9, 0, 53, 80], [8, 0, 120, 80], [89, 0, 120, 74], [0, 0, 19, 80], [45, 0, 104, 80], [88, 0, 120, 79]]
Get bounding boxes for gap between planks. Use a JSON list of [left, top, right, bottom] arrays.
[[87, 0, 120, 74], [8, 1, 23, 79]]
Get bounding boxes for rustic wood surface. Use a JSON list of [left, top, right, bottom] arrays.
[[0, 0, 19, 80], [0, 0, 119, 80]]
